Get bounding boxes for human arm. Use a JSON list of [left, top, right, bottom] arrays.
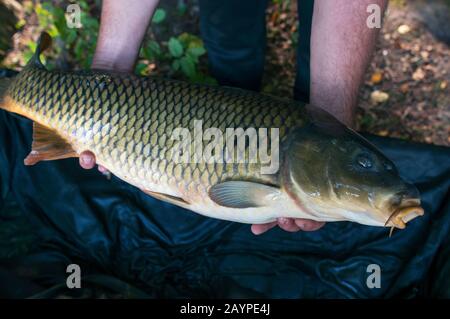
[[310, 0, 388, 126]]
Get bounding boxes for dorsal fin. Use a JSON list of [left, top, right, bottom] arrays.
[[31, 32, 52, 68]]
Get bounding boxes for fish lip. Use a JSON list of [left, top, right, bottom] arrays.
[[384, 201, 424, 229]]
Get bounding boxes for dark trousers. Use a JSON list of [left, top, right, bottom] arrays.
[[198, 0, 314, 103]]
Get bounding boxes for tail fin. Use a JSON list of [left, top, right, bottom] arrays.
[[30, 32, 52, 69]]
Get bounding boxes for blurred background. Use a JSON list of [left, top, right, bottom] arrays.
[[0, 0, 449, 146]]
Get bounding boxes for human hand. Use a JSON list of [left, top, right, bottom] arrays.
[[251, 218, 325, 235]]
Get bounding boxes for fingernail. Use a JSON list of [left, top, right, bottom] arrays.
[[278, 217, 289, 225], [81, 155, 92, 166]]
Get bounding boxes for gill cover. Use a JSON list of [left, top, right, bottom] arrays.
[[281, 105, 349, 207]]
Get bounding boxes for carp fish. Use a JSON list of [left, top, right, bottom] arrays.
[[0, 33, 424, 229]]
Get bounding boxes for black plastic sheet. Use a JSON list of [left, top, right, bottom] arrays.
[[0, 109, 449, 298]]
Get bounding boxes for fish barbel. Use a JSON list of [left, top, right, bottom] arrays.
[[0, 33, 424, 229]]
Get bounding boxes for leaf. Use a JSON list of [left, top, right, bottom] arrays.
[[65, 29, 77, 45], [186, 47, 206, 64], [136, 63, 148, 76], [74, 40, 84, 59], [397, 24, 411, 34], [15, 18, 26, 29], [412, 68, 425, 81], [187, 47, 206, 57], [168, 37, 183, 58], [370, 71, 383, 85], [152, 8, 166, 24], [178, 32, 203, 49], [180, 56, 196, 79], [26, 41, 37, 52], [177, 2, 187, 15], [79, 0, 90, 11], [23, 51, 34, 64], [143, 40, 161, 59], [370, 90, 389, 104], [172, 59, 180, 71]]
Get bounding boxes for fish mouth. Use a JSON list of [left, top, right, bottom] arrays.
[[385, 198, 424, 229]]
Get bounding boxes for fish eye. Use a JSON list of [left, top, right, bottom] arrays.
[[356, 154, 373, 169]]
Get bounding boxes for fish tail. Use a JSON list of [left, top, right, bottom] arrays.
[[28, 31, 52, 69]]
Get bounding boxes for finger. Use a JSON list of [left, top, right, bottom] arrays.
[[98, 165, 109, 173], [251, 221, 278, 235], [79, 151, 96, 169], [277, 218, 302, 232], [294, 219, 325, 232]]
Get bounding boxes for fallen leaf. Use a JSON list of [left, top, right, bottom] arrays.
[[370, 90, 390, 104], [370, 71, 383, 84], [440, 81, 448, 90], [378, 130, 389, 136], [412, 68, 425, 81], [420, 51, 429, 60], [397, 24, 411, 34]]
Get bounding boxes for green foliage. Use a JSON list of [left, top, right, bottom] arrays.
[[152, 8, 166, 24], [139, 31, 216, 84], [169, 33, 214, 83], [18, 0, 99, 69], [272, 0, 291, 4], [16, 2, 215, 84], [168, 37, 184, 58], [177, 2, 188, 16]]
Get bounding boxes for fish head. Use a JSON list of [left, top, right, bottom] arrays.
[[283, 106, 424, 228]]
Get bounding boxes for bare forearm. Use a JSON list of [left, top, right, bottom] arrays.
[[310, 0, 387, 126], [92, 0, 160, 72]]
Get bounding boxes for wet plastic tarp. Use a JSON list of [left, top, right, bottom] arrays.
[[0, 109, 449, 298]]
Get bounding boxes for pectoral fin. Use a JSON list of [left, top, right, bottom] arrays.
[[209, 181, 281, 208], [24, 123, 77, 165]]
